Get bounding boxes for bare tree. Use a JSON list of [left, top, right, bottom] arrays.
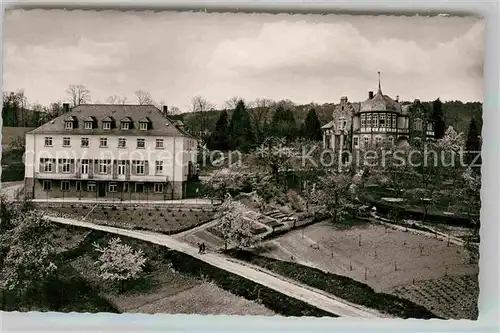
[[169, 106, 181, 115], [134, 90, 154, 105], [189, 95, 215, 135], [251, 98, 275, 142], [66, 84, 91, 107], [106, 95, 128, 104], [224, 96, 244, 110]]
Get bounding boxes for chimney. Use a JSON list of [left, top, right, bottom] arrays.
[[162, 105, 168, 117], [63, 103, 70, 113], [368, 91, 374, 99]]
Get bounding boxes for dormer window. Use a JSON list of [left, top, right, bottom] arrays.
[[64, 115, 76, 130], [120, 116, 133, 130], [84, 122, 93, 130], [103, 122, 111, 130], [139, 117, 151, 131]]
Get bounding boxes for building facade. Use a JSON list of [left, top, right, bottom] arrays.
[[24, 104, 198, 201], [322, 73, 435, 152]]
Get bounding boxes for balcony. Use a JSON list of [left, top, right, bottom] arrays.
[[35, 172, 77, 180], [128, 174, 170, 182]]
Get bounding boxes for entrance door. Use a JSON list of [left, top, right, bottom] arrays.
[[98, 182, 106, 197]]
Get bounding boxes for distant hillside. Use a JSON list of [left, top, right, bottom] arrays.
[[1, 126, 34, 149], [176, 100, 482, 136]]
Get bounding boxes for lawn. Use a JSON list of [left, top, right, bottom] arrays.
[[246, 220, 478, 319], [43, 205, 216, 235]]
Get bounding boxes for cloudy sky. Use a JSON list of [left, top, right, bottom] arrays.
[[3, 10, 484, 111]]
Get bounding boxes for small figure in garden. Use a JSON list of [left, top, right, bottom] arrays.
[[197, 243, 202, 254], [201, 242, 206, 254]]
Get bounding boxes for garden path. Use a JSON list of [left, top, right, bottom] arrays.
[[46, 215, 387, 318]]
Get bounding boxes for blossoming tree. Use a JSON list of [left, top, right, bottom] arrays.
[[93, 238, 147, 292]]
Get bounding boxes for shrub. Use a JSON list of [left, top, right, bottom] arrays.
[[93, 238, 147, 292]]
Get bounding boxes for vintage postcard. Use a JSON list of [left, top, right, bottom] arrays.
[[1, 9, 483, 320]]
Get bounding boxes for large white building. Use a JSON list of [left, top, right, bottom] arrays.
[[24, 104, 198, 200]]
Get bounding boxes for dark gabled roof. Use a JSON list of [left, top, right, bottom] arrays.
[[83, 116, 96, 122], [101, 116, 114, 122], [138, 117, 151, 123], [28, 104, 194, 138], [120, 116, 133, 123], [359, 86, 402, 113]]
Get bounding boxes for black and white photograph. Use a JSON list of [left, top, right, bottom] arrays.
[[1, 9, 483, 320]]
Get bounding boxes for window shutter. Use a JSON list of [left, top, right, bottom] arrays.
[[70, 159, 75, 173], [58, 160, 62, 173], [131, 160, 136, 175], [145, 161, 149, 175]]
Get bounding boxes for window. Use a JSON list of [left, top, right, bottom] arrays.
[[100, 138, 108, 147], [155, 139, 164, 149], [123, 183, 129, 193], [414, 118, 423, 131], [61, 181, 70, 192], [81, 159, 89, 174], [373, 115, 378, 128], [137, 138, 145, 149], [353, 137, 359, 147], [108, 183, 117, 192], [81, 137, 89, 147], [103, 122, 111, 130], [84, 121, 93, 129], [76, 181, 82, 191], [379, 114, 386, 127], [98, 160, 108, 174], [121, 122, 129, 130], [392, 115, 397, 128], [41, 158, 53, 172], [389, 136, 395, 145], [361, 114, 366, 128], [140, 122, 148, 130], [63, 137, 71, 147], [61, 159, 71, 173], [65, 121, 73, 129], [136, 161, 145, 175], [118, 138, 126, 148], [135, 183, 144, 193], [87, 182, 96, 192], [364, 137, 370, 146], [43, 180, 52, 191], [155, 161, 163, 174], [375, 137, 382, 146], [366, 114, 372, 127], [154, 183, 163, 193], [117, 161, 126, 175], [45, 137, 53, 147]]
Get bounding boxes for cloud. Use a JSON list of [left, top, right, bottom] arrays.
[[209, 20, 483, 80]]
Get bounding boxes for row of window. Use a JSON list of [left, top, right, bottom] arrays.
[[40, 159, 163, 175], [353, 136, 395, 147], [65, 120, 149, 131], [360, 113, 398, 128], [43, 180, 164, 193], [45, 136, 165, 149]]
